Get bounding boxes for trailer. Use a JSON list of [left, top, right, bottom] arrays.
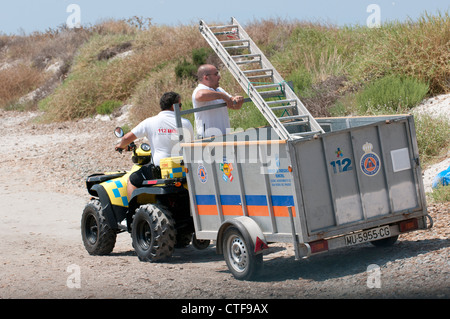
[[175, 112, 432, 279], [173, 18, 432, 280]]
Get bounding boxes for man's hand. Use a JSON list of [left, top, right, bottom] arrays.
[[114, 132, 138, 153], [229, 96, 244, 110], [115, 145, 125, 153]]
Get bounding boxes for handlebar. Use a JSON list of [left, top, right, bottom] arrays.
[[116, 142, 136, 154]]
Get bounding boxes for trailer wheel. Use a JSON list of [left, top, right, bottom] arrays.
[[131, 204, 176, 262], [371, 235, 399, 247], [222, 226, 263, 280], [81, 199, 116, 255]]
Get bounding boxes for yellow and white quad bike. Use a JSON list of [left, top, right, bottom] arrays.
[[81, 127, 209, 262]]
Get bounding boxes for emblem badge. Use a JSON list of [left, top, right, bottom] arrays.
[[360, 142, 381, 176], [197, 165, 208, 183]]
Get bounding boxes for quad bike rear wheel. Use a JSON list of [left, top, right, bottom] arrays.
[[131, 204, 176, 262], [81, 199, 117, 255]]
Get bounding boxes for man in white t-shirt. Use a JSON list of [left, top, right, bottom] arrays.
[[192, 64, 244, 138], [115, 91, 193, 199]]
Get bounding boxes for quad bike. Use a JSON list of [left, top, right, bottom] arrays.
[[81, 127, 210, 262]]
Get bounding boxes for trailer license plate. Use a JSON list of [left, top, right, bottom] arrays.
[[345, 226, 391, 246]]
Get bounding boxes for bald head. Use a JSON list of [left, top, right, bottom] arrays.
[[197, 64, 220, 89], [197, 64, 215, 79]]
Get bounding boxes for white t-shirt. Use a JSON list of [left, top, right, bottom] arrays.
[[192, 83, 232, 137], [131, 110, 194, 166]]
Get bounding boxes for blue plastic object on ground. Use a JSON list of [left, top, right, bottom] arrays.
[[432, 164, 450, 189]]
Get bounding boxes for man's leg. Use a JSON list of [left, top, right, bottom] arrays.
[[127, 179, 137, 201], [127, 165, 153, 201]]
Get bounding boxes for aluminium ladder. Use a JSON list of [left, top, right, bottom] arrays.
[[199, 17, 324, 140]]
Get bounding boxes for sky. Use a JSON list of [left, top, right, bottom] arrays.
[[0, 0, 448, 34]]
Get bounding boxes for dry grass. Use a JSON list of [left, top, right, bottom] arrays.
[[40, 23, 207, 121], [130, 62, 196, 124], [0, 27, 91, 110], [0, 64, 47, 108], [358, 11, 450, 95]]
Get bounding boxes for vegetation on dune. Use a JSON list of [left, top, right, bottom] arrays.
[[0, 12, 448, 169]]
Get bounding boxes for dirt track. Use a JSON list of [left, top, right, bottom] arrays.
[[0, 109, 448, 300]]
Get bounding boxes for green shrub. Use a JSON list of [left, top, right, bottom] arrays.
[[356, 75, 429, 114], [96, 100, 122, 114], [429, 185, 450, 203], [192, 47, 211, 66], [286, 66, 313, 97], [414, 114, 450, 165], [175, 58, 197, 79], [175, 47, 212, 80]]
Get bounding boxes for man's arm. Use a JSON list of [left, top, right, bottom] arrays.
[[115, 131, 137, 152], [194, 89, 234, 108]]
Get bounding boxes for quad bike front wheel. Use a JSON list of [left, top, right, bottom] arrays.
[[81, 199, 117, 255], [131, 204, 176, 262]]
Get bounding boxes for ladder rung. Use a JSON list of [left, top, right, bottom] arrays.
[[282, 121, 309, 126], [221, 40, 248, 45], [224, 45, 249, 50], [291, 130, 322, 137], [266, 99, 297, 105], [209, 25, 238, 30], [247, 74, 274, 80], [254, 83, 281, 90], [243, 68, 273, 75], [270, 105, 297, 111], [235, 59, 261, 65], [259, 90, 283, 98], [231, 54, 261, 60], [214, 31, 237, 36], [279, 115, 310, 121]]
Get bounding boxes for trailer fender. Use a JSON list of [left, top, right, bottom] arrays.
[[216, 217, 269, 255]]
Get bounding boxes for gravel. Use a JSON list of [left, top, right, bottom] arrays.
[[0, 99, 448, 300]]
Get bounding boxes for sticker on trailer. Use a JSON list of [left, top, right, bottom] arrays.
[[330, 148, 353, 174], [220, 158, 234, 182], [360, 142, 381, 176], [197, 165, 208, 183], [266, 153, 292, 187]]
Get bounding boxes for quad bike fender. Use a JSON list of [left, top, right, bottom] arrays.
[[127, 186, 188, 217], [216, 216, 269, 256], [91, 184, 127, 230], [86, 172, 126, 197]]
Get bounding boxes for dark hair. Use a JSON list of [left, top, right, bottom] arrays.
[[160, 91, 181, 110]]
